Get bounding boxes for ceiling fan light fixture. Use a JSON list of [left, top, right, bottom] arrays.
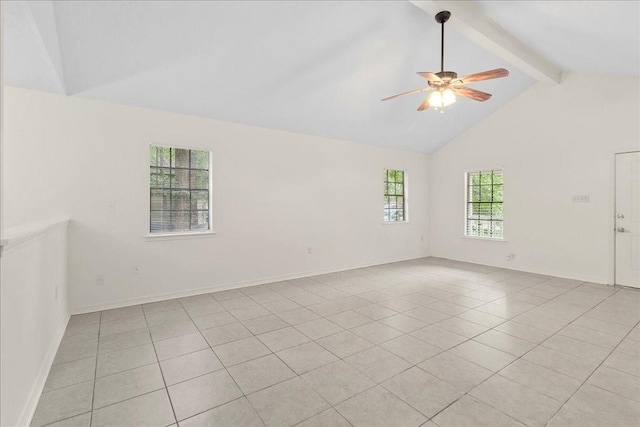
[[381, 10, 508, 112], [429, 89, 456, 109]]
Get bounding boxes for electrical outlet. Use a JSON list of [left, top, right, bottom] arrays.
[[132, 265, 140, 275], [96, 274, 105, 286], [505, 253, 516, 262], [572, 195, 590, 203]]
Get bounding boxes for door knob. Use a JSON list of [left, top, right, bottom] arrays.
[[617, 227, 626, 233], [617, 214, 625, 219]]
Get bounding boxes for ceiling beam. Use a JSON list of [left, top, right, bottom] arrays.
[[410, 0, 561, 84]]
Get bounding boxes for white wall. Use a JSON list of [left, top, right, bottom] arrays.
[[429, 73, 640, 284], [3, 87, 430, 313], [0, 221, 70, 427]]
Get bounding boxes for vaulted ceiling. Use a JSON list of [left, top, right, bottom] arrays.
[[3, 1, 638, 152]]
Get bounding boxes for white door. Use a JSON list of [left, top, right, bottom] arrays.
[[615, 152, 640, 288]]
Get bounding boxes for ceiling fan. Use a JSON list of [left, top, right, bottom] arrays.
[[382, 10, 509, 112]]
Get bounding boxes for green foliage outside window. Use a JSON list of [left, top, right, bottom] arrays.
[[149, 145, 210, 233], [466, 170, 503, 239], [384, 169, 406, 222]]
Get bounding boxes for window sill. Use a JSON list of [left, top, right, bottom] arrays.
[[145, 230, 216, 241], [462, 235, 507, 243]]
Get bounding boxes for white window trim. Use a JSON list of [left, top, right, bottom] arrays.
[[463, 167, 504, 241], [144, 230, 216, 241], [461, 235, 507, 243], [383, 168, 409, 224], [146, 143, 214, 238]]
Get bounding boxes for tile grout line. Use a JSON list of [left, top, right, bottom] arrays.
[[451, 285, 634, 426], [285, 272, 556, 423], [176, 294, 271, 427], [69, 300, 635, 427], [404, 281, 623, 424], [386, 299, 555, 424], [38, 260, 638, 427], [185, 291, 406, 424], [305, 270, 635, 425], [222, 296, 374, 424], [143, 305, 179, 426], [88, 311, 102, 427], [541, 310, 640, 423], [50, 276, 537, 423]]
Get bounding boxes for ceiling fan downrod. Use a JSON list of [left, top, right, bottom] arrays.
[[435, 11, 450, 74], [380, 9, 508, 112]]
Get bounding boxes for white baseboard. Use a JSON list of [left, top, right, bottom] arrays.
[[71, 251, 612, 315], [19, 313, 70, 427], [432, 253, 610, 285], [71, 253, 431, 314]]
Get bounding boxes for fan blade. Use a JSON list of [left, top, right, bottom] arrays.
[[381, 87, 430, 101], [452, 68, 509, 85], [451, 86, 492, 102], [417, 72, 442, 83], [417, 96, 430, 111]]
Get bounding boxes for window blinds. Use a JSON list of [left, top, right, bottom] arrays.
[[465, 169, 503, 239], [149, 146, 210, 233], [384, 169, 406, 222]]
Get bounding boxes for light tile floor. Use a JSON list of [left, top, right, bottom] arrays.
[[31, 257, 640, 427]]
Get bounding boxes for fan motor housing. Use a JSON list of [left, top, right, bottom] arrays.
[[436, 71, 458, 82]]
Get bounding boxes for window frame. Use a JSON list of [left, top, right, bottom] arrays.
[[463, 168, 504, 241], [146, 143, 214, 239], [383, 168, 408, 224]]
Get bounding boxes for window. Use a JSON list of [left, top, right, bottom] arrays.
[[465, 169, 503, 239], [384, 169, 406, 222], [149, 145, 211, 234]]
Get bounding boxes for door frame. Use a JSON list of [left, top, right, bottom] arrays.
[[613, 150, 640, 286]]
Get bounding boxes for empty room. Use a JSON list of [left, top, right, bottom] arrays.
[[1, 1, 639, 426]]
